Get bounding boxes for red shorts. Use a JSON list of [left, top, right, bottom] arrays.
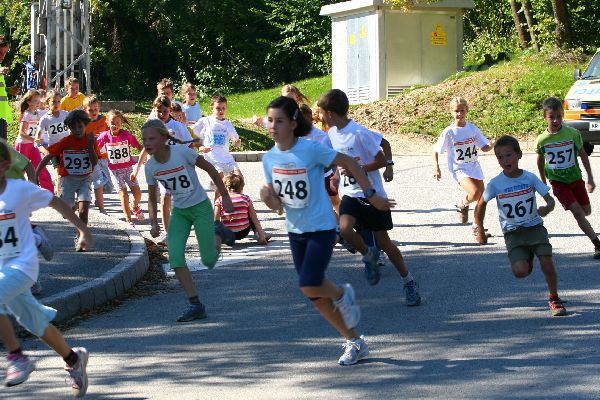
[[550, 179, 590, 210]]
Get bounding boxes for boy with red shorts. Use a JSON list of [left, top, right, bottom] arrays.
[[535, 97, 600, 258]]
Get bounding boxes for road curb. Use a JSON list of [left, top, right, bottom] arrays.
[[39, 211, 149, 324]]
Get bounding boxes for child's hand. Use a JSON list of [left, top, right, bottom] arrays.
[[77, 229, 94, 251], [260, 184, 282, 212], [434, 166, 441, 180], [383, 165, 394, 182], [234, 138, 241, 147], [538, 205, 551, 217], [368, 195, 396, 211], [201, 146, 212, 153], [252, 115, 265, 128], [150, 222, 161, 238], [587, 179, 595, 193], [489, 139, 496, 148]]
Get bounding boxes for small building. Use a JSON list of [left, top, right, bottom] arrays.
[[320, 0, 475, 104]]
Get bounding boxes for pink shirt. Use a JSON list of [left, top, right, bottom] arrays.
[[96, 129, 141, 170], [216, 193, 252, 232]]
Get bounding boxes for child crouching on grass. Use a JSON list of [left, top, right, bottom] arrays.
[[474, 135, 567, 317], [0, 140, 93, 396], [214, 173, 271, 244]]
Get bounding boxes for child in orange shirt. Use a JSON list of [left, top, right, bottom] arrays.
[[84, 95, 112, 213]]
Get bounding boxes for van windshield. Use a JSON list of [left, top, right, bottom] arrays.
[[582, 52, 600, 79]]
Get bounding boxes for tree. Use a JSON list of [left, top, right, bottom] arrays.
[[549, 0, 571, 48], [521, 0, 539, 52], [509, 0, 528, 49]]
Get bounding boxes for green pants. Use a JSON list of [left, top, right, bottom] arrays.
[[168, 199, 218, 269]]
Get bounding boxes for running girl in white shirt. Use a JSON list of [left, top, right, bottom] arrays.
[[261, 96, 393, 366], [433, 96, 495, 231]]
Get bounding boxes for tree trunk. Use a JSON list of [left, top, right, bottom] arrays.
[[550, 0, 571, 48], [521, 0, 539, 52], [509, 0, 528, 49]]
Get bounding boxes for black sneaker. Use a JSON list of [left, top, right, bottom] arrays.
[[177, 303, 207, 322], [214, 221, 235, 246]]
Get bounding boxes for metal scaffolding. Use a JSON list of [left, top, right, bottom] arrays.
[[30, 0, 91, 93]]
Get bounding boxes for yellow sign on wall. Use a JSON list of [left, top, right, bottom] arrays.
[[349, 24, 367, 45], [431, 24, 447, 46]]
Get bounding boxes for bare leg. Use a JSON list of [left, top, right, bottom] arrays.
[[375, 230, 409, 277], [118, 189, 132, 222], [173, 268, 198, 298], [77, 202, 90, 225], [538, 255, 559, 295], [569, 203, 597, 242], [161, 195, 172, 232], [40, 325, 71, 358], [130, 185, 142, 210], [458, 177, 485, 205], [0, 315, 20, 352], [339, 214, 368, 255], [94, 187, 105, 211]]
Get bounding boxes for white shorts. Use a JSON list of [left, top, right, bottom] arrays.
[[0, 267, 56, 336], [211, 160, 239, 175], [91, 158, 111, 190], [59, 174, 93, 206], [450, 162, 485, 183]]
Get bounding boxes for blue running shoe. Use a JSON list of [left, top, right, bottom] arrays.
[[404, 280, 421, 306], [362, 246, 380, 285]]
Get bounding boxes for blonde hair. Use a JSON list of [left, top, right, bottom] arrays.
[[106, 109, 131, 127], [45, 90, 62, 106], [66, 76, 79, 88], [300, 103, 313, 123], [18, 89, 40, 115], [157, 78, 174, 93], [282, 84, 310, 105], [449, 96, 469, 111], [181, 82, 196, 97], [223, 173, 244, 193], [83, 94, 100, 109], [141, 119, 185, 144]]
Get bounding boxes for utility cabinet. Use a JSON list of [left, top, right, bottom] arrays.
[[321, 0, 474, 104]]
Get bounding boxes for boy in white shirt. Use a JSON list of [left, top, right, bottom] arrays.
[[318, 89, 421, 306], [192, 94, 241, 198]]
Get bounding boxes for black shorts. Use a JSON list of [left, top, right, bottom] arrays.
[[289, 230, 336, 287], [340, 195, 393, 231]]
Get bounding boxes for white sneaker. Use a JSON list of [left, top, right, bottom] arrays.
[[334, 283, 360, 329], [338, 336, 369, 366], [65, 347, 88, 398], [5, 355, 35, 387], [377, 249, 386, 267], [33, 225, 54, 261]]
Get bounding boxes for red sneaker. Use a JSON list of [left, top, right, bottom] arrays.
[[548, 297, 567, 316]]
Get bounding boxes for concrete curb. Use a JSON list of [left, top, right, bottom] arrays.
[[231, 151, 265, 162], [39, 212, 149, 324]]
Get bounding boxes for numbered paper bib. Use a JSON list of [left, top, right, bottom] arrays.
[[272, 167, 310, 208], [26, 122, 38, 138], [339, 157, 366, 197], [155, 166, 195, 197], [48, 122, 68, 144], [453, 138, 478, 164], [544, 141, 576, 170], [106, 141, 131, 165], [498, 187, 538, 224], [0, 213, 21, 259], [63, 150, 92, 175], [209, 130, 227, 147]]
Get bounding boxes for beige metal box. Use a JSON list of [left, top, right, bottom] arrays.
[[321, 0, 474, 104]]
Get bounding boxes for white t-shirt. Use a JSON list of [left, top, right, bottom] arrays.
[[306, 126, 332, 147], [483, 170, 550, 233], [327, 120, 387, 199], [434, 122, 490, 182], [38, 110, 69, 146], [0, 179, 53, 280], [165, 118, 193, 146], [192, 116, 239, 164], [17, 110, 42, 144], [144, 145, 207, 209]]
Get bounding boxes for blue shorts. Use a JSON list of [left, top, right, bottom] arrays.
[[288, 230, 336, 287], [0, 266, 57, 336]]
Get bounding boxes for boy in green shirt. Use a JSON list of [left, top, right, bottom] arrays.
[[535, 97, 600, 258]]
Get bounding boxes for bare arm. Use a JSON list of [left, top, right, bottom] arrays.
[[36, 154, 53, 180], [433, 151, 441, 180], [214, 202, 222, 222], [147, 184, 160, 237], [260, 183, 282, 212], [579, 147, 595, 193], [380, 137, 394, 182], [131, 148, 148, 180], [24, 162, 37, 184], [481, 138, 496, 152], [195, 155, 234, 212], [538, 193, 555, 217], [473, 196, 488, 244], [87, 133, 98, 166], [536, 154, 547, 184], [49, 196, 93, 249]]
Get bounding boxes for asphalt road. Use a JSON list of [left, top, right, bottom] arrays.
[[8, 152, 600, 399]]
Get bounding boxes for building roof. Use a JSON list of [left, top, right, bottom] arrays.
[[321, 0, 475, 17]]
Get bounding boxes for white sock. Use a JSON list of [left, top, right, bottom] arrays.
[[402, 272, 413, 284]]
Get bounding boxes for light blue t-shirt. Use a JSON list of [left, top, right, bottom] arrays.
[[483, 170, 550, 233], [182, 103, 202, 124], [262, 138, 338, 234]]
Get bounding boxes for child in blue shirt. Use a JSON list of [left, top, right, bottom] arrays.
[[474, 135, 567, 317]]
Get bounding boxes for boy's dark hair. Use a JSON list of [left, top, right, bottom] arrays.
[[495, 135, 522, 156], [223, 173, 244, 193], [317, 89, 349, 117], [0, 140, 11, 163], [64, 109, 91, 128], [171, 102, 183, 112], [210, 94, 227, 106], [153, 95, 171, 109], [0, 35, 9, 48], [267, 96, 311, 137], [542, 97, 563, 115]]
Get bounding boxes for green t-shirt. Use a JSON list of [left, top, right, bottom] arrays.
[[535, 125, 583, 184]]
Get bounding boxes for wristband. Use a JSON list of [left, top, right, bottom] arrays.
[[363, 188, 376, 199], [386, 160, 394, 166]]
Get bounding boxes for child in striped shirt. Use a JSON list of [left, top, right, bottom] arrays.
[[214, 173, 270, 244]]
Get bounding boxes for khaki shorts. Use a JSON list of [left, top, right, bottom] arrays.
[[504, 224, 552, 264]]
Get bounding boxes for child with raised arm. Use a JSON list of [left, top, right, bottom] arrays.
[[142, 119, 235, 322], [97, 110, 144, 227], [84, 94, 112, 214], [318, 89, 421, 306], [535, 97, 600, 259], [16, 89, 54, 192], [261, 96, 394, 365], [474, 135, 566, 317], [181, 82, 202, 126], [0, 140, 93, 395], [36, 110, 100, 250], [433, 97, 495, 229], [214, 173, 270, 244], [59, 77, 85, 112], [192, 94, 242, 198]]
